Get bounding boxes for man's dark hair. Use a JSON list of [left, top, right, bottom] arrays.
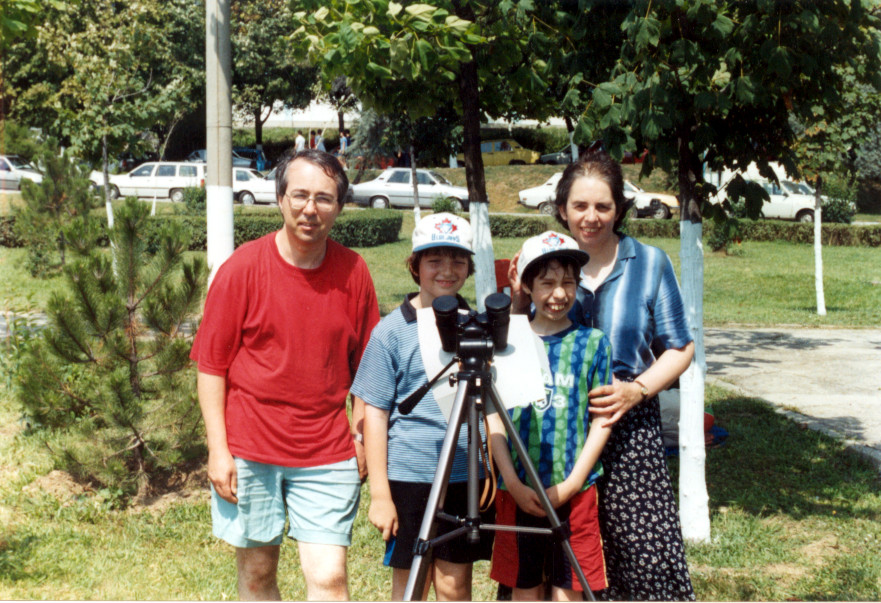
[[406, 247, 475, 285], [553, 150, 632, 233], [275, 149, 349, 208], [521, 255, 582, 293]]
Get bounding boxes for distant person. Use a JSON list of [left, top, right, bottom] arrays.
[[191, 149, 380, 600], [316, 128, 327, 152], [490, 231, 612, 600], [309, 130, 316, 149], [295, 130, 306, 152], [394, 149, 411, 167], [351, 213, 494, 600]]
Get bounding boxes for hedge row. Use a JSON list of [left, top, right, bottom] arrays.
[[3, 212, 878, 250], [0, 209, 404, 250], [622, 218, 881, 247]]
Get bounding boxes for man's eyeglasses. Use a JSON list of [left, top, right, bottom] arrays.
[[284, 191, 337, 210]]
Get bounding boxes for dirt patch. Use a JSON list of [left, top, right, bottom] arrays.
[[130, 466, 208, 513], [22, 469, 89, 502]]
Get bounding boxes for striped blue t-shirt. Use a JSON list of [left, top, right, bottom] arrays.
[[569, 235, 693, 379], [350, 294, 473, 483]]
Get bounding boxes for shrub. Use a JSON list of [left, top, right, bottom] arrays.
[[181, 187, 206, 215], [330, 209, 403, 247], [488, 214, 555, 238], [431, 197, 463, 214], [821, 176, 857, 224]]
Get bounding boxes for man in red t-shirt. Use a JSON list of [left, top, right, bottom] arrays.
[[191, 149, 379, 600]]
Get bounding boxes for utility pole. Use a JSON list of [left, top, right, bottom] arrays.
[[205, 0, 234, 282]]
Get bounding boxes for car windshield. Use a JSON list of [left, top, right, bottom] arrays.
[[6, 156, 33, 169], [624, 180, 643, 193], [430, 171, 451, 185]]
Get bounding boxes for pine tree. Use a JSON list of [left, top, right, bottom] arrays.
[[19, 198, 207, 499], [14, 142, 102, 276]]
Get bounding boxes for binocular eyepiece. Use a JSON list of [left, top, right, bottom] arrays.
[[432, 293, 511, 360]]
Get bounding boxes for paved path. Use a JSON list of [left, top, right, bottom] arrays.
[[705, 327, 881, 470]]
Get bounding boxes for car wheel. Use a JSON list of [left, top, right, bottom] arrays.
[[449, 198, 464, 212], [370, 196, 389, 209], [797, 210, 814, 223], [538, 202, 556, 216], [651, 203, 671, 220], [509, 160, 526, 165], [240, 191, 255, 206], [170, 188, 184, 203], [109, 185, 120, 200]]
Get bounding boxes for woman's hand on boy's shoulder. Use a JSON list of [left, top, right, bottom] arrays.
[[368, 496, 399, 542]]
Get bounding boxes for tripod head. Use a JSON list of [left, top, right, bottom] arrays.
[[398, 293, 512, 416], [433, 293, 511, 370]]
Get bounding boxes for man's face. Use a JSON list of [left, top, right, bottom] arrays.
[[277, 159, 341, 249]]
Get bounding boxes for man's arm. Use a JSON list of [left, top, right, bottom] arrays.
[[350, 394, 367, 481], [198, 371, 237, 503]]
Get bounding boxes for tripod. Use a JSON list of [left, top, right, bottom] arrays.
[[400, 354, 597, 601]]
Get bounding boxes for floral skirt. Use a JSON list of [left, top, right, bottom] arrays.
[[597, 395, 695, 601]]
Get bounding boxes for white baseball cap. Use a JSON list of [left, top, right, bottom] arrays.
[[518, 231, 589, 282], [412, 212, 474, 254]]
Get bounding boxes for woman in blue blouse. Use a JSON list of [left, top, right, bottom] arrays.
[[509, 151, 696, 600]]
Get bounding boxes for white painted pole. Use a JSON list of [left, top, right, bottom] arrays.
[[470, 202, 496, 312], [205, 0, 234, 284], [814, 182, 826, 316], [678, 219, 711, 543]]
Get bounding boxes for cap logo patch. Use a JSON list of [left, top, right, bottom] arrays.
[[542, 232, 565, 251]]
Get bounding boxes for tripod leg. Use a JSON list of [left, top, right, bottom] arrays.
[[403, 380, 471, 601], [486, 383, 597, 601]]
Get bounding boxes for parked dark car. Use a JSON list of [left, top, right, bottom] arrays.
[[539, 146, 573, 165], [233, 147, 268, 171]]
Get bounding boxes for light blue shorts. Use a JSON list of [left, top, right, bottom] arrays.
[[211, 457, 361, 548]]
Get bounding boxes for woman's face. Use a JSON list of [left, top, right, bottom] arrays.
[[561, 175, 620, 252]]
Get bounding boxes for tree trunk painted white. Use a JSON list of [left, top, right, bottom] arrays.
[[677, 219, 711, 543], [470, 202, 496, 312], [569, 131, 579, 163], [814, 185, 826, 316], [205, 0, 234, 285], [449, 153, 457, 169], [410, 145, 421, 222]]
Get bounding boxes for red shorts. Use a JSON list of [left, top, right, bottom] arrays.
[[490, 486, 607, 592]]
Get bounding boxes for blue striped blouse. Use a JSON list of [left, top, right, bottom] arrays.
[[568, 235, 693, 379]]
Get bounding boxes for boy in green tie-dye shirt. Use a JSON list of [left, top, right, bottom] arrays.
[[489, 231, 613, 600]]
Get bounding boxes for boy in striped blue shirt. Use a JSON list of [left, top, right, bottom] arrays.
[[489, 231, 613, 600], [350, 213, 494, 600]]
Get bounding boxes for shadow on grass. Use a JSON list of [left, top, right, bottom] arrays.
[[671, 393, 881, 521]]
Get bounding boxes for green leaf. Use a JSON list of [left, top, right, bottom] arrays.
[[405, 4, 438, 20], [388, 2, 403, 17], [414, 38, 434, 71], [314, 6, 329, 21], [635, 17, 660, 49], [365, 62, 393, 78]]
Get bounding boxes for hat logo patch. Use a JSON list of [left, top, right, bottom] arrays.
[[541, 232, 565, 252], [432, 218, 459, 242]]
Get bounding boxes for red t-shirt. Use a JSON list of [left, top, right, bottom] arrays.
[[190, 233, 380, 467]]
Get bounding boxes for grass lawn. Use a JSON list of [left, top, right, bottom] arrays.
[[1, 382, 878, 600], [1, 197, 880, 599]]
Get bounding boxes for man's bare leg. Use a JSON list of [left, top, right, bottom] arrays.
[[298, 541, 349, 601], [236, 545, 281, 601]]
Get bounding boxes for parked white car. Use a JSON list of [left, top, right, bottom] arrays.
[[0, 154, 43, 190], [108, 162, 206, 202], [518, 173, 679, 219], [710, 176, 818, 222], [624, 180, 680, 219], [518, 172, 562, 215], [233, 167, 277, 205], [351, 168, 469, 210]]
